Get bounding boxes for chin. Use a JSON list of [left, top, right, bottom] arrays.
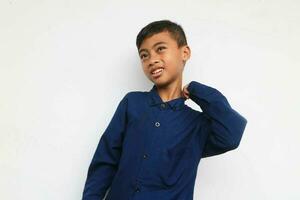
[[154, 79, 172, 88]]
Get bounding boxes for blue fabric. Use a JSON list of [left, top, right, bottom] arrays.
[[82, 81, 247, 200]]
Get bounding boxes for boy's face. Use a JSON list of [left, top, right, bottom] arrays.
[[138, 31, 191, 87]]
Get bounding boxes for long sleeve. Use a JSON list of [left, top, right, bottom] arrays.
[[82, 93, 128, 200], [187, 81, 247, 158]]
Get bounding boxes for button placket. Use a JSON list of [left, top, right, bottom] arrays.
[[135, 187, 140, 192], [160, 103, 166, 109], [155, 121, 160, 127], [134, 178, 141, 193]]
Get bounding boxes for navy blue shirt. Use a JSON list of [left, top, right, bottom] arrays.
[[82, 81, 247, 200]]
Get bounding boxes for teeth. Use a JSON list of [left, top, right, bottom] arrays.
[[152, 68, 163, 74]]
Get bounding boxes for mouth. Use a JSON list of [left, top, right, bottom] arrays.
[[150, 67, 164, 79]]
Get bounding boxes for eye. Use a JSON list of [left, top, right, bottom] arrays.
[[140, 54, 148, 59], [157, 46, 166, 52]]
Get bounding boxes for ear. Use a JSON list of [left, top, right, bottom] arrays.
[[181, 45, 191, 62]]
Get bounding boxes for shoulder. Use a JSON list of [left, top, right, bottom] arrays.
[[184, 104, 201, 116], [123, 89, 149, 100], [184, 103, 209, 123], [119, 90, 149, 107], [119, 90, 150, 120]]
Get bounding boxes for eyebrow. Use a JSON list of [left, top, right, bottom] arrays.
[[138, 41, 167, 54]]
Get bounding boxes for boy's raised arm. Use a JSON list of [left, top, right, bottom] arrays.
[[82, 93, 128, 200], [187, 81, 247, 158]]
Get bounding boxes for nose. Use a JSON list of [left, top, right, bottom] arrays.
[[148, 53, 161, 68], [149, 60, 160, 68]]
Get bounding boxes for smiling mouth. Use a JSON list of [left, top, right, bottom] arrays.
[[151, 68, 164, 78]]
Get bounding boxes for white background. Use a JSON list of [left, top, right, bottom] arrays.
[[1, 0, 299, 199]]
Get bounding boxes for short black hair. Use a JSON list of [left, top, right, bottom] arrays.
[[136, 19, 188, 50]]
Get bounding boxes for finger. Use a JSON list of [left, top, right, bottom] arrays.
[[184, 88, 190, 94], [183, 92, 189, 99]]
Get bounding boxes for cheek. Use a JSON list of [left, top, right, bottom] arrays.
[[165, 57, 181, 70], [142, 66, 150, 76], [165, 52, 180, 65]]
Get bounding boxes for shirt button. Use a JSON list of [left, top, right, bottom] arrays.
[[135, 187, 140, 192], [160, 103, 166, 108], [155, 122, 160, 127], [143, 154, 148, 159]]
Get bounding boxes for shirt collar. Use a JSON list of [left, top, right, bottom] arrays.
[[148, 84, 186, 111]]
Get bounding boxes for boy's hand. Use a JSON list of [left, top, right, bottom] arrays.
[[182, 83, 190, 100]]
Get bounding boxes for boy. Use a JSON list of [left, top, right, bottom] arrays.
[[82, 20, 247, 200]]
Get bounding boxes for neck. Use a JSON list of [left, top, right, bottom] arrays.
[[156, 79, 183, 102]]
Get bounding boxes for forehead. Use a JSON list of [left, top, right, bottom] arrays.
[[139, 31, 177, 52]]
